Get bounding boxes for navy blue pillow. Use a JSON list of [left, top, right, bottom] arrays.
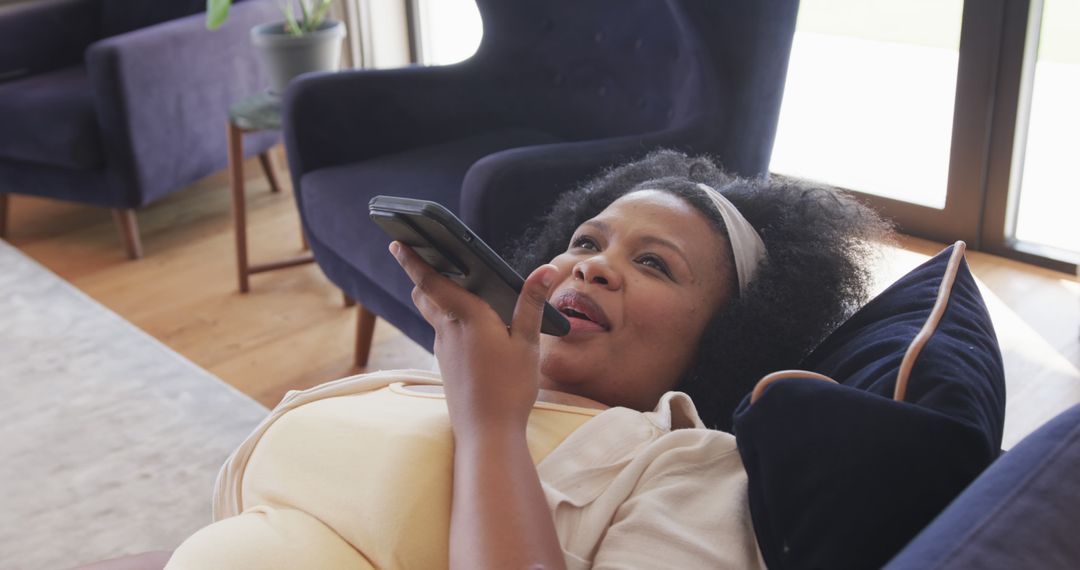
[[733, 243, 1006, 569]]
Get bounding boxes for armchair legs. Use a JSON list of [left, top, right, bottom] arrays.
[[0, 193, 8, 239], [0, 197, 141, 260], [355, 305, 377, 368], [111, 208, 143, 260]]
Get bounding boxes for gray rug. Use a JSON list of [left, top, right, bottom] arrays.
[[0, 240, 268, 570]]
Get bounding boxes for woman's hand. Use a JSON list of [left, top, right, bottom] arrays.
[[390, 241, 559, 438], [392, 241, 567, 570]]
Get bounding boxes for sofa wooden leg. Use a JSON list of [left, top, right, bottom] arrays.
[[355, 305, 377, 368], [111, 208, 143, 260], [0, 193, 8, 239]]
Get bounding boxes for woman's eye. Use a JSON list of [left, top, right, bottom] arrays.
[[638, 255, 671, 276], [571, 236, 599, 251]]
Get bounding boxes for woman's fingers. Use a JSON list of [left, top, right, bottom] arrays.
[[390, 242, 476, 326], [510, 264, 558, 343], [392, 242, 557, 342], [392, 241, 457, 311]]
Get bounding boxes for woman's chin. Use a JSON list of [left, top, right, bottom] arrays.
[[538, 346, 595, 389]]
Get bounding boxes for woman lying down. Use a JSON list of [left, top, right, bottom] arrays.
[[82, 150, 890, 569]]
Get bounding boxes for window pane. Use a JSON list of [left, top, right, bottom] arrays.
[[416, 0, 482, 66], [769, 0, 964, 209], [1013, 0, 1080, 257]]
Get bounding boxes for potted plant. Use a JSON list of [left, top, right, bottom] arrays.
[[207, 0, 346, 95]]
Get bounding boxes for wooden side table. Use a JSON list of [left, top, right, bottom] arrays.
[[227, 92, 314, 293]]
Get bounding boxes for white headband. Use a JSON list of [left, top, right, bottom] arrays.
[[695, 183, 766, 295]]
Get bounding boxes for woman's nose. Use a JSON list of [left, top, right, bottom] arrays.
[[573, 257, 621, 289]]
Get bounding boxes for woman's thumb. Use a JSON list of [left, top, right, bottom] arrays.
[[511, 264, 558, 340]]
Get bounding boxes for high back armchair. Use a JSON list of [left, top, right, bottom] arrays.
[[284, 0, 800, 364], [0, 0, 279, 258]]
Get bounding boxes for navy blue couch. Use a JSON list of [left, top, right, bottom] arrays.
[[0, 0, 278, 257], [887, 402, 1080, 569]]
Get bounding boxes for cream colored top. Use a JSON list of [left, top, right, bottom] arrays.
[[169, 369, 763, 569]]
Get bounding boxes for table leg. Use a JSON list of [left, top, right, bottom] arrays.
[[258, 150, 281, 193], [228, 122, 249, 293]]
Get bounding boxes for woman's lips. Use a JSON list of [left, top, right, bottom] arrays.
[[565, 315, 608, 333], [552, 289, 611, 333]]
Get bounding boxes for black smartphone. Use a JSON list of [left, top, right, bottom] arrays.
[[369, 195, 570, 337]]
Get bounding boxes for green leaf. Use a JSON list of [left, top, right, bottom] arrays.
[[298, 0, 310, 31], [309, 0, 332, 30], [205, 0, 231, 30], [279, 1, 302, 36]]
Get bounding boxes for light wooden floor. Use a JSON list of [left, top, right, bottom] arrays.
[[5, 153, 431, 409], [5, 153, 1078, 445]]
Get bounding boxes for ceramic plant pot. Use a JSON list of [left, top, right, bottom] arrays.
[[250, 19, 346, 95]]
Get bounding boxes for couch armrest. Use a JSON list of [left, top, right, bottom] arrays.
[[884, 404, 1080, 569], [459, 128, 701, 253], [0, 0, 100, 81], [85, 0, 278, 205], [282, 64, 499, 177]]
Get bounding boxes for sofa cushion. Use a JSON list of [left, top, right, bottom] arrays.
[[885, 403, 1080, 569], [299, 128, 562, 348], [0, 66, 104, 170], [733, 243, 1006, 569]]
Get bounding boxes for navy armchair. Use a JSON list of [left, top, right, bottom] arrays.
[[284, 0, 799, 364], [0, 0, 278, 258]]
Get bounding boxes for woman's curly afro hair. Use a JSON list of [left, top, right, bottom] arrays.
[[505, 150, 894, 430]]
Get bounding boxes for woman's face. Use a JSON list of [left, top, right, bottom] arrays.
[[539, 189, 736, 411]]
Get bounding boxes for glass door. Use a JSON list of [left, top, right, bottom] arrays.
[[983, 0, 1080, 268], [770, 0, 964, 210], [410, 0, 482, 65], [770, 0, 1051, 257], [773, 0, 1077, 272]]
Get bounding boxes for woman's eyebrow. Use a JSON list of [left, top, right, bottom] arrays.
[[640, 235, 693, 274], [581, 219, 609, 234], [582, 219, 693, 275]]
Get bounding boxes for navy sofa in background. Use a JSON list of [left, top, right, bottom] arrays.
[[886, 402, 1080, 569], [0, 0, 278, 258], [284, 0, 801, 364]]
